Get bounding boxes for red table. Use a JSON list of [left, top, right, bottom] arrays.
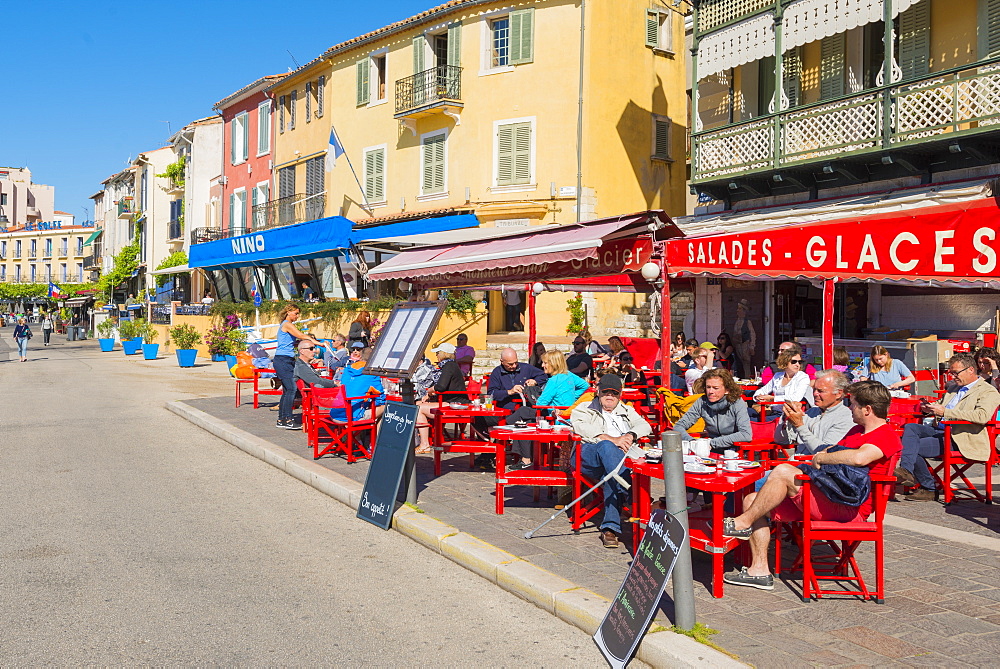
[[430, 405, 509, 477], [629, 459, 764, 598], [490, 426, 576, 514]]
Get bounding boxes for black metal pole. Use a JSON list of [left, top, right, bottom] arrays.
[[400, 379, 417, 504]]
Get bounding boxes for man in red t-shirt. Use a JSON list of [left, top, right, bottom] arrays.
[[721, 380, 902, 590]]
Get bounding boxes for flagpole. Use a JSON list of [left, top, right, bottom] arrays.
[[327, 126, 372, 215], [342, 152, 372, 214]]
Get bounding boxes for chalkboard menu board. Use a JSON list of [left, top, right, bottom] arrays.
[[356, 401, 418, 530], [593, 509, 686, 668]]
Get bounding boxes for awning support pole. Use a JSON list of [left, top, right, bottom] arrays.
[[823, 279, 835, 369], [527, 283, 536, 356], [660, 274, 671, 379]]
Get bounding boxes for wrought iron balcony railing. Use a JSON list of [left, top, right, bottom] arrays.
[[191, 227, 224, 245], [167, 221, 182, 240], [150, 304, 173, 325], [250, 193, 325, 231], [395, 65, 462, 116], [692, 61, 1000, 184]]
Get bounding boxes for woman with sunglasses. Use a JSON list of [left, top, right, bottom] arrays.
[[862, 344, 915, 391], [752, 349, 815, 413]]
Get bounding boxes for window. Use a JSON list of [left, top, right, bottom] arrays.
[[30, 264, 36, 282], [645, 9, 675, 53], [290, 90, 297, 130], [44, 264, 51, 281], [495, 120, 533, 187], [30, 240, 36, 258], [899, 2, 930, 79], [232, 112, 249, 164], [652, 115, 672, 161], [45, 239, 52, 257], [257, 101, 271, 155], [278, 95, 286, 133], [230, 189, 247, 233], [363, 146, 386, 203], [490, 17, 510, 67], [15, 240, 21, 258], [251, 182, 269, 230], [372, 53, 387, 102], [15, 265, 20, 281], [421, 131, 447, 195], [485, 8, 532, 71], [305, 82, 312, 122], [61, 263, 67, 281], [1, 266, 5, 281], [316, 76, 325, 118], [0, 193, 6, 205], [77, 263, 83, 281], [820, 34, 846, 100], [60, 237, 68, 255], [76, 237, 84, 255], [1, 241, 6, 258]]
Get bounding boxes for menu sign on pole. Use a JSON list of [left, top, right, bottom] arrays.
[[356, 401, 418, 530], [366, 301, 446, 379], [593, 509, 686, 668]]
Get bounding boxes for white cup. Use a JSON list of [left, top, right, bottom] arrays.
[[723, 449, 738, 460], [694, 439, 711, 459], [725, 460, 741, 471]]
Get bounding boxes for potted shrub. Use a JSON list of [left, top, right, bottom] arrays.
[[119, 320, 142, 355], [168, 323, 201, 367], [138, 320, 159, 360], [204, 325, 232, 362], [96, 318, 116, 352]]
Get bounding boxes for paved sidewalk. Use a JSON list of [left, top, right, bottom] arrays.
[[179, 392, 1000, 668]]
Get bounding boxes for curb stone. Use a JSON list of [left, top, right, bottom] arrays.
[[166, 400, 746, 668]]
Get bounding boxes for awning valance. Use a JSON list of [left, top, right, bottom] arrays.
[[64, 297, 90, 307], [667, 198, 1000, 284], [83, 230, 102, 246], [150, 264, 192, 276], [367, 211, 680, 288]]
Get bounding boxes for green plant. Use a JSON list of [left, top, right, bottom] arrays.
[[566, 292, 585, 334], [168, 323, 201, 349], [154, 250, 188, 287], [209, 296, 398, 326], [118, 319, 139, 339], [445, 291, 479, 315], [226, 328, 246, 354], [96, 318, 116, 338], [134, 318, 157, 343], [668, 623, 735, 658], [157, 155, 186, 190]]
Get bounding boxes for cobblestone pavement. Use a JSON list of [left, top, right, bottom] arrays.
[[186, 392, 1000, 668]]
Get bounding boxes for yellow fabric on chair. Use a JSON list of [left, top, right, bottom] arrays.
[[657, 389, 705, 433]]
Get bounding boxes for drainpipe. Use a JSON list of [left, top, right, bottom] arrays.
[[574, 0, 586, 222]]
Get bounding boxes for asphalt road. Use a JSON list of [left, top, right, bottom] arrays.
[[0, 332, 612, 665]]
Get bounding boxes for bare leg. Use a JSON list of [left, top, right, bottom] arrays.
[[733, 464, 801, 577]]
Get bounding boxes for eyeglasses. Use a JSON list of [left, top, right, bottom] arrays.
[[947, 366, 973, 377], [573, 341, 585, 345], [301, 347, 315, 351]]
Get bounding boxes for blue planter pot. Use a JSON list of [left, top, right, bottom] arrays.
[[211, 352, 226, 362], [133, 336, 144, 347], [142, 343, 159, 360], [224, 355, 238, 376], [98, 338, 115, 352], [122, 340, 141, 355], [175, 349, 198, 367]]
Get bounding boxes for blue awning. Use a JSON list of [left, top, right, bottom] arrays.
[[188, 214, 480, 271]]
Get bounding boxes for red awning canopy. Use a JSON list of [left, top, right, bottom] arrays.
[[367, 211, 680, 288], [666, 199, 1000, 284]]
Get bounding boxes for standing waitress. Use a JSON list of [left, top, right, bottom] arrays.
[[274, 304, 319, 430]]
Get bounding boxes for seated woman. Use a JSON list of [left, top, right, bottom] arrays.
[[330, 347, 386, 427], [414, 344, 467, 454], [527, 341, 547, 369], [861, 344, 915, 391], [715, 332, 736, 371], [976, 346, 1000, 389], [753, 348, 815, 414], [607, 351, 641, 385], [507, 351, 590, 471], [674, 368, 752, 453]]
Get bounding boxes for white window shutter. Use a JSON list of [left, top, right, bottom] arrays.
[[241, 113, 249, 161], [820, 34, 846, 100], [356, 60, 370, 106], [230, 117, 237, 164], [646, 10, 660, 48], [899, 2, 931, 79], [510, 8, 534, 65]]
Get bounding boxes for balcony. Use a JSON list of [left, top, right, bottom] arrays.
[[59, 246, 68, 257], [691, 60, 1000, 195], [394, 65, 463, 125], [167, 221, 183, 241], [250, 193, 325, 232], [191, 227, 224, 245], [695, 0, 775, 36], [117, 197, 134, 219], [83, 253, 102, 270]]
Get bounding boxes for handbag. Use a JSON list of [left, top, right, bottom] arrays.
[[798, 446, 871, 507]]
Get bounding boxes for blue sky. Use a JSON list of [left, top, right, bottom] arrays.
[[2, 1, 433, 220]]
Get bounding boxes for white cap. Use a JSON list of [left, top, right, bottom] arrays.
[[431, 342, 456, 354]]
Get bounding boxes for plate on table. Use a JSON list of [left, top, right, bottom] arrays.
[[448, 403, 468, 409], [737, 461, 761, 469], [684, 462, 715, 474]]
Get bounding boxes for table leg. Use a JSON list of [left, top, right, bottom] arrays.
[[711, 490, 724, 598], [495, 440, 506, 515]]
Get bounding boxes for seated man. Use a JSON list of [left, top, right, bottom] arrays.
[[896, 353, 1000, 501], [775, 369, 855, 455], [566, 336, 594, 379], [327, 333, 350, 371], [454, 333, 476, 377], [331, 346, 386, 424], [721, 380, 902, 590], [684, 346, 715, 394], [570, 374, 652, 549], [293, 339, 335, 389], [472, 348, 547, 469]]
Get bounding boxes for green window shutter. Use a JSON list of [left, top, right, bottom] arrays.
[[783, 47, 802, 108], [496, 124, 514, 185], [278, 95, 285, 133], [512, 123, 531, 183], [230, 117, 237, 164], [447, 22, 462, 68], [899, 2, 930, 79], [422, 134, 446, 193], [985, 0, 1000, 58], [653, 117, 670, 159], [413, 34, 426, 74], [645, 10, 659, 48], [356, 59, 370, 106], [305, 82, 312, 122], [510, 8, 534, 65], [365, 149, 385, 202], [316, 75, 325, 118], [497, 122, 532, 186], [820, 34, 846, 100], [241, 113, 249, 161]]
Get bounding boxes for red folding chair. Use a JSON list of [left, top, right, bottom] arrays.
[[733, 418, 785, 463], [235, 376, 253, 407], [252, 367, 282, 408], [935, 420, 999, 504], [308, 387, 378, 462]]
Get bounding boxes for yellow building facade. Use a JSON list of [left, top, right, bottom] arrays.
[[0, 221, 91, 286], [267, 0, 687, 337]]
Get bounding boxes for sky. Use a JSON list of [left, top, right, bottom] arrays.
[[2, 0, 434, 220]]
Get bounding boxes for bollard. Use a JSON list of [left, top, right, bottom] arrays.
[[662, 430, 696, 630], [400, 379, 418, 505]]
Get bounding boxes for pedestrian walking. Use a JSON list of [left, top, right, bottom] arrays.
[[13, 317, 32, 362], [42, 313, 53, 346]]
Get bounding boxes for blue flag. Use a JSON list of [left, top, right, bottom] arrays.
[[325, 127, 345, 172]]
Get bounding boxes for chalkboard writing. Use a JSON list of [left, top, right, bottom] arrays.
[[356, 401, 418, 530], [593, 509, 686, 668]]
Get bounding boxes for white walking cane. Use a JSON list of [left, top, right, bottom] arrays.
[[524, 444, 646, 539]]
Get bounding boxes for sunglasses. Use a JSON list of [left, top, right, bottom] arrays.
[[789, 359, 803, 364], [573, 341, 585, 345], [301, 347, 315, 350]]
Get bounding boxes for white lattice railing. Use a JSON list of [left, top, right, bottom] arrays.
[[692, 62, 1000, 182], [696, 0, 774, 34]]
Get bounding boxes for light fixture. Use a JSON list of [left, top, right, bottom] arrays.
[[949, 142, 962, 154], [398, 280, 411, 291], [728, 181, 739, 190], [772, 174, 783, 182], [881, 155, 894, 165], [532, 281, 544, 295], [640, 262, 661, 282], [822, 164, 835, 174]]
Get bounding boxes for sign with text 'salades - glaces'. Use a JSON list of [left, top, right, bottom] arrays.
[[593, 509, 686, 669], [357, 401, 418, 530]]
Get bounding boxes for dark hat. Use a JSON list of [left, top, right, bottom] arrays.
[[247, 342, 268, 358], [598, 374, 623, 394]]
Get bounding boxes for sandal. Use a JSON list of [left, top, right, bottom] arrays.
[[415, 445, 432, 454]]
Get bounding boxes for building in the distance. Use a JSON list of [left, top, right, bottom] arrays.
[[0, 211, 93, 285], [0, 167, 55, 228]]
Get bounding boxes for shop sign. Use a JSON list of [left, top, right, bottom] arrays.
[[666, 200, 1000, 280]]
